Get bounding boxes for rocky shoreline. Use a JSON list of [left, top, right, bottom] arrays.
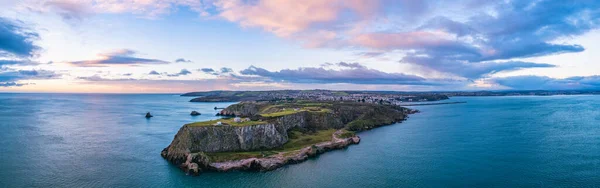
[[173, 130, 361, 175], [161, 101, 416, 176]]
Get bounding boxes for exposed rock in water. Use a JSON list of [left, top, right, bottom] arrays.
[[190, 111, 201, 116], [145, 112, 153, 118]]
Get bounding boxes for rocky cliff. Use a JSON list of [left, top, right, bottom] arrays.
[[163, 124, 287, 153], [208, 130, 360, 172], [162, 111, 345, 163], [162, 101, 415, 175], [217, 101, 268, 117]]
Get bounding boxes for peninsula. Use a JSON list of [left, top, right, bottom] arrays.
[[183, 90, 449, 104], [161, 99, 419, 175]]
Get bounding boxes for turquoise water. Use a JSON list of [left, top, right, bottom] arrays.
[[1, 94, 600, 187]]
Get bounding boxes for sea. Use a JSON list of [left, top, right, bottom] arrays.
[[1, 93, 600, 187]]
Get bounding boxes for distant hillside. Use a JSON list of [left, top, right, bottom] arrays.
[[181, 90, 449, 103]]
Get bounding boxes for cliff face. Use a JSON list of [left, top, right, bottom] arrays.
[[162, 101, 415, 175], [162, 123, 287, 166], [217, 102, 268, 117], [209, 130, 361, 172], [162, 111, 345, 164]]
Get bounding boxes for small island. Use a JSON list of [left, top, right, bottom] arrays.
[[161, 100, 419, 175]]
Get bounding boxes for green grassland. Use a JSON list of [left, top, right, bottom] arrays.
[[185, 118, 267, 127], [205, 129, 337, 162], [260, 106, 332, 117]]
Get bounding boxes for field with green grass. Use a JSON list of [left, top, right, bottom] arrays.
[[185, 118, 267, 127], [205, 129, 337, 162], [260, 107, 331, 117]]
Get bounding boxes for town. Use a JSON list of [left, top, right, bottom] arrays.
[[182, 90, 450, 105]]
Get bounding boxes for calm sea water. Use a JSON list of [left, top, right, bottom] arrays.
[[1, 94, 600, 187]]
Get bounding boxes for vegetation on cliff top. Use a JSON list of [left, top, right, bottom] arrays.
[[260, 107, 332, 117], [185, 118, 267, 127], [205, 129, 337, 162], [165, 100, 413, 166], [283, 129, 336, 150]]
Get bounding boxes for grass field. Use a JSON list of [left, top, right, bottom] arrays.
[[185, 118, 267, 127], [260, 107, 331, 117], [205, 129, 337, 162]]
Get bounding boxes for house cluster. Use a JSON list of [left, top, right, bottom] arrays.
[[253, 91, 430, 105], [213, 90, 447, 106]]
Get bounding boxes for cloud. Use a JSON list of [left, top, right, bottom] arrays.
[[418, 16, 476, 37], [0, 69, 61, 82], [68, 49, 171, 67], [145, 69, 193, 77], [43, 0, 92, 21], [175, 58, 192, 63], [239, 63, 431, 85], [198, 67, 234, 76], [0, 59, 36, 66], [0, 69, 61, 87], [211, 0, 600, 80], [214, 0, 381, 37], [336, 62, 364, 69], [220, 67, 233, 73], [356, 51, 385, 58], [24, 0, 208, 19], [29, 1, 600, 76], [166, 69, 192, 77], [0, 17, 40, 59], [77, 75, 109, 81], [199, 68, 215, 73], [492, 75, 600, 90], [0, 82, 25, 87], [352, 31, 465, 50], [9, 0, 600, 91], [77, 74, 138, 81], [402, 56, 557, 79]]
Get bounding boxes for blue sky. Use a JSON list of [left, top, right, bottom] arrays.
[[1, 0, 600, 93]]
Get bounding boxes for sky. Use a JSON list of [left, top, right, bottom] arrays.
[[1, 0, 600, 93]]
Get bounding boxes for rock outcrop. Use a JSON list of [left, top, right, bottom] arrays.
[[162, 111, 345, 162], [208, 130, 360, 172], [217, 102, 268, 117], [190, 111, 201, 116], [162, 101, 415, 175], [164, 130, 360, 175], [163, 123, 288, 154]]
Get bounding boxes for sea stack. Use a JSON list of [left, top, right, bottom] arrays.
[[190, 111, 201, 116], [145, 112, 153, 118]]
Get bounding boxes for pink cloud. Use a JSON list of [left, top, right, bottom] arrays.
[[352, 31, 454, 49], [215, 0, 382, 37]]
